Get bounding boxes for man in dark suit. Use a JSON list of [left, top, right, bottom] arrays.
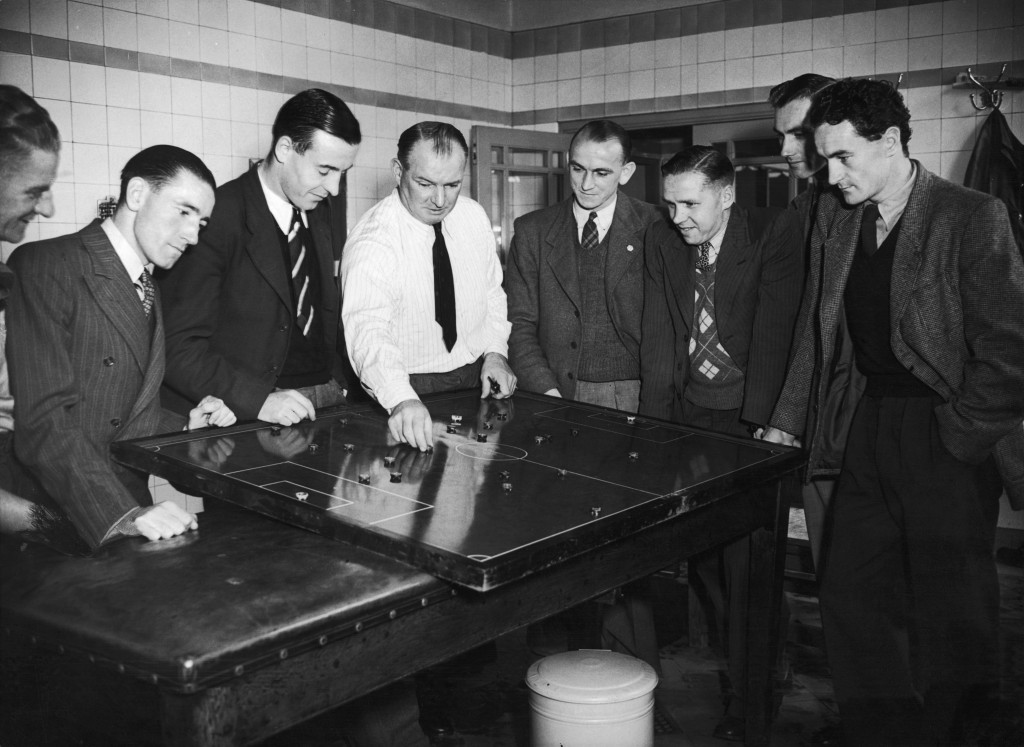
[[641, 145, 804, 741], [507, 119, 661, 413], [159, 89, 360, 426], [765, 78, 1024, 746], [7, 145, 235, 552]]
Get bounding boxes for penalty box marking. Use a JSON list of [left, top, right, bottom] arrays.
[[228, 461, 435, 525]]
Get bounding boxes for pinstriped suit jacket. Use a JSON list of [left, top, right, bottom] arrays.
[[771, 163, 1024, 475], [639, 205, 805, 426], [7, 221, 177, 550]]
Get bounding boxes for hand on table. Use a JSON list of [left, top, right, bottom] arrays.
[[480, 353, 516, 399], [256, 427, 314, 459], [389, 399, 433, 452], [187, 395, 237, 430], [187, 436, 236, 470], [259, 390, 316, 426], [134, 501, 198, 541]]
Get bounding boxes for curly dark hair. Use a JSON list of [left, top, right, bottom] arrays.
[[807, 77, 912, 155]]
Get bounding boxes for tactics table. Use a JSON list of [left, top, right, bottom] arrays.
[[1, 391, 803, 746]]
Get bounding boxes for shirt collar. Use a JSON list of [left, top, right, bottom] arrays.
[[100, 217, 149, 283], [258, 166, 304, 234], [572, 194, 617, 233], [874, 163, 916, 231]]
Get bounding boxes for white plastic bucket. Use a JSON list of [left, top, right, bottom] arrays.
[[525, 649, 659, 747]]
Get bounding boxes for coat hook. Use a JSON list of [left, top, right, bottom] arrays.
[[967, 64, 1006, 110]]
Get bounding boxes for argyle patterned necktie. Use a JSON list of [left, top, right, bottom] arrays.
[[581, 211, 599, 252], [433, 222, 457, 352], [138, 268, 155, 317], [287, 207, 314, 336], [696, 241, 713, 272]]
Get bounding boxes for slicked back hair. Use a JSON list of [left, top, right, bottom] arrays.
[[768, 74, 835, 110], [807, 77, 912, 156], [117, 145, 216, 207], [0, 85, 60, 174], [269, 88, 361, 159], [661, 145, 734, 191], [396, 121, 468, 169], [569, 120, 632, 163]]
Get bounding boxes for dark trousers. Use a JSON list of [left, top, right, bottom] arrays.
[[822, 394, 1003, 746], [681, 401, 789, 711]]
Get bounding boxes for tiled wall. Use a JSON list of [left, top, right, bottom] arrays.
[[2, 0, 1022, 261]]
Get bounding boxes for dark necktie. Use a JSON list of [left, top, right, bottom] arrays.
[[581, 211, 599, 252], [861, 203, 880, 255], [287, 207, 314, 336], [433, 222, 457, 352], [138, 268, 155, 317], [696, 241, 713, 272]]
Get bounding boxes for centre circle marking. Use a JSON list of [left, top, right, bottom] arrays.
[[455, 443, 528, 461]]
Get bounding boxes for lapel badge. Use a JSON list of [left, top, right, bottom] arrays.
[[626, 244, 634, 252]]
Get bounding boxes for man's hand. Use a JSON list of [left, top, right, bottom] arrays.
[[133, 501, 198, 541], [480, 353, 517, 399], [256, 427, 314, 459], [761, 426, 801, 448], [389, 399, 433, 451], [259, 390, 316, 426], [187, 395, 237, 430], [187, 436, 236, 470]]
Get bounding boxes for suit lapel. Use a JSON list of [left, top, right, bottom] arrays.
[[713, 208, 749, 328], [544, 200, 582, 310], [604, 193, 644, 294], [126, 292, 166, 425], [889, 164, 928, 331], [241, 168, 293, 311], [80, 223, 151, 372], [660, 225, 697, 332], [819, 201, 862, 361]]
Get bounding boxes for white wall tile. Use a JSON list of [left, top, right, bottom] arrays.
[[605, 44, 628, 75], [72, 102, 108, 144], [604, 72, 629, 101], [909, 35, 942, 70], [697, 61, 724, 93], [782, 50, 813, 83], [68, 1, 104, 45], [170, 76, 202, 117], [697, 31, 724, 63], [812, 47, 844, 80], [253, 2, 280, 41], [724, 57, 752, 90], [31, 0, 70, 38], [940, 114, 979, 151], [73, 142, 110, 185], [70, 62, 106, 104], [655, 66, 681, 99], [724, 27, 752, 61], [905, 84, 943, 120], [254, 37, 282, 75], [912, 118, 941, 152], [844, 11, 875, 46], [909, 4, 943, 38], [943, 0, 977, 33], [199, 0, 228, 31], [226, 0, 253, 35], [0, 0, 31, 32], [558, 50, 581, 81], [107, 106, 141, 148], [976, 27, 1013, 63], [876, 7, 909, 43], [942, 30, 977, 67], [138, 14, 170, 56], [629, 69, 654, 99], [33, 57, 71, 101], [230, 120, 259, 159], [534, 53, 556, 83], [104, 7, 138, 50], [172, 112, 203, 153], [680, 64, 698, 95], [307, 13, 330, 51], [202, 117, 231, 156], [137, 0, 169, 19], [167, 0, 198, 25], [813, 16, 844, 49], [168, 20, 200, 61], [201, 81, 230, 120], [876, 39, 908, 74], [783, 20, 813, 52], [630, 40, 656, 70], [139, 109, 170, 147], [139, 71, 170, 112], [37, 98, 73, 143], [330, 51, 353, 86], [282, 42, 306, 79], [105, 66, 139, 109], [656, 36, 682, 69], [228, 85, 257, 123], [199, 26, 229, 66], [751, 55, 782, 88], [844, 43, 875, 77], [753, 23, 781, 56]]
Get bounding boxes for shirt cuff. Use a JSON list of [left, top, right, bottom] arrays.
[[377, 380, 421, 413], [100, 506, 144, 544]]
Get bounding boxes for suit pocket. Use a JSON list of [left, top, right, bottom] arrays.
[[907, 273, 961, 340]]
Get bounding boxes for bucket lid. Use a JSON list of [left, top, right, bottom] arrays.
[[525, 650, 658, 704]]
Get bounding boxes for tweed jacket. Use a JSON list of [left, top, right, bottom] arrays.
[[506, 192, 661, 398], [6, 222, 179, 549], [158, 167, 345, 420], [771, 163, 1024, 480], [639, 204, 805, 426]]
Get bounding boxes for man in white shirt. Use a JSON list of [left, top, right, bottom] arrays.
[[7, 145, 234, 552], [342, 122, 515, 451]]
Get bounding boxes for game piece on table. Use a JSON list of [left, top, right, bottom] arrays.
[[308, 443, 319, 453], [296, 491, 308, 501], [483, 422, 494, 430], [626, 415, 636, 424], [502, 482, 512, 493], [343, 443, 355, 452], [570, 428, 579, 436], [557, 469, 567, 478], [451, 415, 462, 424], [496, 413, 508, 421], [628, 451, 639, 462], [390, 472, 402, 483], [499, 470, 510, 480], [489, 377, 501, 395], [591, 507, 601, 517], [446, 425, 458, 434], [476, 433, 488, 442], [533, 435, 544, 444], [358, 474, 371, 485], [383, 456, 396, 466], [270, 426, 282, 435], [339, 418, 348, 427]]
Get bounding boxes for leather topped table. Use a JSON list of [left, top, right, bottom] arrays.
[[1, 392, 802, 746]]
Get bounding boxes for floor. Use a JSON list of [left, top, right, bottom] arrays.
[[271, 543, 1023, 747]]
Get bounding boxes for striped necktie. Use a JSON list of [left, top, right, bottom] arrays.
[[287, 207, 314, 336]]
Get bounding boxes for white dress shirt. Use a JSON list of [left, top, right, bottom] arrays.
[[341, 190, 511, 411], [100, 217, 152, 301], [572, 195, 617, 244]]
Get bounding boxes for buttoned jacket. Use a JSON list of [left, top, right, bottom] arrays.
[[506, 192, 661, 398], [639, 205, 804, 426], [7, 222, 177, 549]]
